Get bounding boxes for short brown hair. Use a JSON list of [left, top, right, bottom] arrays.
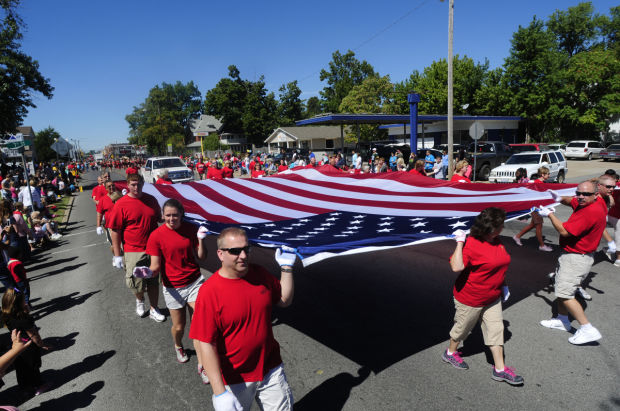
[[217, 227, 248, 249], [470, 207, 506, 240], [126, 173, 144, 184]]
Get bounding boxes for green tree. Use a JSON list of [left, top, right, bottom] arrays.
[[242, 77, 277, 146], [304, 96, 322, 118], [473, 67, 512, 116], [547, 2, 599, 57], [33, 126, 60, 162], [0, 0, 53, 133], [319, 50, 376, 113], [277, 81, 303, 126], [126, 81, 201, 154]]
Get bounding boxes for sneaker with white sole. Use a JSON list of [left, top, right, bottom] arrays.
[[604, 248, 616, 262], [136, 300, 146, 317], [492, 366, 524, 385], [175, 346, 189, 363], [539, 244, 553, 252], [149, 307, 165, 322], [568, 325, 602, 345], [548, 271, 556, 279], [441, 349, 469, 370], [540, 318, 571, 331], [512, 236, 522, 246], [576, 287, 592, 301], [197, 364, 210, 384], [614, 260, 620, 268]]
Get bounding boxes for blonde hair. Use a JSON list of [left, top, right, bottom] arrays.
[[455, 160, 469, 173]]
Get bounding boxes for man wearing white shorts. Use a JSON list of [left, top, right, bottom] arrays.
[[146, 198, 209, 382]]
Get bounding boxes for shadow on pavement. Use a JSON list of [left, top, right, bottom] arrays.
[[32, 291, 101, 321], [295, 366, 371, 411], [29, 263, 88, 282], [28, 380, 104, 411], [41, 332, 79, 356], [26, 256, 78, 273]]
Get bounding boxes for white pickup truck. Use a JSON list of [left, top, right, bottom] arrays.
[[141, 156, 194, 184]]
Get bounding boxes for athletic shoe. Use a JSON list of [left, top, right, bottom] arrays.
[[540, 318, 571, 331], [512, 236, 522, 246], [539, 244, 553, 252], [175, 346, 189, 363], [568, 326, 602, 345], [149, 307, 165, 322], [576, 287, 592, 301], [604, 248, 616, 262], [136, 300, 146, 317], [441, 349, 469, 370], [614, 260, 620, 268], [50, 233, 62, 241], [547, 271, 556, 279], [492, 366, 524, 385], [197, 364, 210, 384], [34, 382, 52, 396]]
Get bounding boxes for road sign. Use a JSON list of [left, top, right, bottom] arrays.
[[469, 121, 485, 140], [167, 144, 173, 153], [4, 134, 25, 150]]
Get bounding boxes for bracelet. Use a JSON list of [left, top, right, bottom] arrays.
[[281, 266, 293, 272]]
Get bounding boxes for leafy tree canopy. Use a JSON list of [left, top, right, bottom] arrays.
[[34, 126, 60, 162]]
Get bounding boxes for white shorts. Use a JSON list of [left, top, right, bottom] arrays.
[[162, 275, 204, 310], [227, 364, 293, 411]]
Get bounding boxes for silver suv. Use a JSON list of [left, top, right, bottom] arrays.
[[565, 140, 604, 160]]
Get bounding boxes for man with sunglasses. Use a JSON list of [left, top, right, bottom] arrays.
[[539, 180, 606, 344], [189, 227, 296, 411]]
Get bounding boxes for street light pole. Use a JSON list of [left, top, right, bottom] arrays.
[[447, 0, 454, 178]]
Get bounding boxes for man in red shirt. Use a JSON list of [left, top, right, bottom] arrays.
[[155, 169, 173, 185], [196, 159, 206, 180], [539, 180, 606, 344], [125, 163, 138, 175], [189, 228, 296, 411], [107, 173, 165, 322]]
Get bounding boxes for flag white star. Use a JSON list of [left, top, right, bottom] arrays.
[[449, 221, 468, 229], [380, 217, 394, 220], [272, 230, 286, 234], [314, 228, 328, 231], [330, 212, 342, 216], [349, 220, 362, 224], [240, 225, 256, 230], [346, 226, 361, 230], [377, 228, 394, 233], [291, 223, 305, 227], [299, 219, 310, 222], [259, 233, 277, 237], [326, 217, 338, 221], [321, 223, 334, 227], [378, 222, 393, 226], [420, 230, 432, 234], [307, 231, 319, 234], [411, 222, 427, 228], [409, 218, 424, 222], [295, 235, 311, 238], [264, 223, 276, 227], [286, 238, 305, 241], [281, 227, 294, 230], [342, 231, 356, 234], [334, 234, 349, 237], [445, 217, 462, 220], [353, 215, 365, 218]]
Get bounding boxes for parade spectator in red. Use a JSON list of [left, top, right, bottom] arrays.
[[451, 160, 471, 183], [125, 163, 138, 175], [409, 160, 427, 177], [155, 169, 173, 185], [443, 207, 524, 385], [207, 162, 224, 180], [221, 161, 233, 178], [513, 166, 552, 252], [146, 199, 208, 377], [196, 159, 206, 180], [189, 228, 296, 411], [277, 161, 288, 173], [251, 163, 265, 178], [539, 180, 607, 344], [305, 157, 318, 168], [107, 173, 165, 322]]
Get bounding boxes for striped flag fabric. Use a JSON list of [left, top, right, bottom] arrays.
[[123, 166, 577, 266]]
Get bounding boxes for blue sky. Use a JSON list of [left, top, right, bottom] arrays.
[[17, 0, 618, 151]]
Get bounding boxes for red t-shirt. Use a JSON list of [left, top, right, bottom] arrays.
[[409, 169, 426, 177], [207, 167, 224, 180], [561, 197, 607, 254], [155, 178, 172, 185], [452, 236, 510, 307], [608, 190, 620, 219], [251, 170, 265, 178], [7, 259, 27, 283], [451, 174, 471, 183], [92, 184, 105, 201], [196, 163, 205, 174], [97, 193, 116, 222], [189, 264, 283, 384], [277, 165, 288, 173], [126, 167, 138, 175], [221, 167, 233, 178], [146, 222, 201, 288], [106, 194, 161, 252]]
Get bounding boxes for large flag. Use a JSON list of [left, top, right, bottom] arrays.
[[120, 165, 577, 265]]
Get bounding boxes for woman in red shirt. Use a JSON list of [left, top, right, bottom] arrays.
[[408, 160, 427, 177], [443, 207, 523, 385], [450, 160, 471, 183], [221, 160, 234, 178], [251, 163, 265, 178]]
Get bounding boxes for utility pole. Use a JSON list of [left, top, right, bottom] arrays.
[[447, 0, 454, 178]]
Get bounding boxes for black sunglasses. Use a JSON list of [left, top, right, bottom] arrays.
[[603, 184, 615, 189], [575, 191, 595, 197], [220, 246, 251, 255]]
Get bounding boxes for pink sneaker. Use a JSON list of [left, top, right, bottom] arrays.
[[539, 244, 553, 252]]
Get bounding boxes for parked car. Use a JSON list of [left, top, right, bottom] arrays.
[[547, 143, 567, 152], [141, 156, 194, 183], [600, 144, 620, 161], [488, 150, 568, 183], [564, 140, 604, 160], [466, 141, 514, 181], [509, 143, 551, 153]]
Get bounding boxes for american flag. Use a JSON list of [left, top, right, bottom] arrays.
[[124, 166, 576, 265]]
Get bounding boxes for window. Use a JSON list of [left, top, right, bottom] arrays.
[[548, 152, 558, 163], [556, 152, 565, 161], [326, 139, 334, 149], [145, 160, 152, 169]]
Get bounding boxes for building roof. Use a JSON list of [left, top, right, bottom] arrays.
[[16, 126, 34, 136], [190, 115, 223, 134], [265, 126, 345, 143], [296, 113, 522, 126]]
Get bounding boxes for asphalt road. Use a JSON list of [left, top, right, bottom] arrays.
[[0, 163, 618, 410]]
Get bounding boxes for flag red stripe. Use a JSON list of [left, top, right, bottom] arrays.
[[151, 184, 240, 223]]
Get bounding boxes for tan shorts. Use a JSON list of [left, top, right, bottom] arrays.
[[607, 216, 620, 244], [555, 253, 593, 299], [449, 298, 504, 346], [124, 251, 159, 293]]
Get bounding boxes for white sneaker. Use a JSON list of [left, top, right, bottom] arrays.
[[51, 233, 62, 241], [540, 318, 571, 331], [539, 244, 553, 252], [576, 287, 592, 301], [197, 364, 210, 384], [512, 235, 522, 246], [175, 346, 189, 363], [614, 260, 620, 268], [149, 307, 165, 322], [136, 300, 145, 317], [568, 326, 602, 345], [604, 248, 615, 262]]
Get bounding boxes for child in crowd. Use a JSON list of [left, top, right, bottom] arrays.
[[1, 288, 52, 395], [6, 247, 31, 309], [513, 167, 552, 252]]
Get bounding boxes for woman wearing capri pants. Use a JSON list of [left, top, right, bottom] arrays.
[[442, 207, 524, 385], [146, 198, 210, 383]]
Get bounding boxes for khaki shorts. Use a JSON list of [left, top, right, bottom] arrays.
[[449, 298, 504, 346], [124, 251, 159, 293], [554, 253, 593, 299], [607, 216, 620, 245]]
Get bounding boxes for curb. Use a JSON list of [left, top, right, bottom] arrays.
[[60, 194, 76, 233]]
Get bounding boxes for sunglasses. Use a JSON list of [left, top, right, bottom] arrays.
[[575, 192, 595, 197], [220, 246, 251, 255], [602, 184, 615, 189]]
